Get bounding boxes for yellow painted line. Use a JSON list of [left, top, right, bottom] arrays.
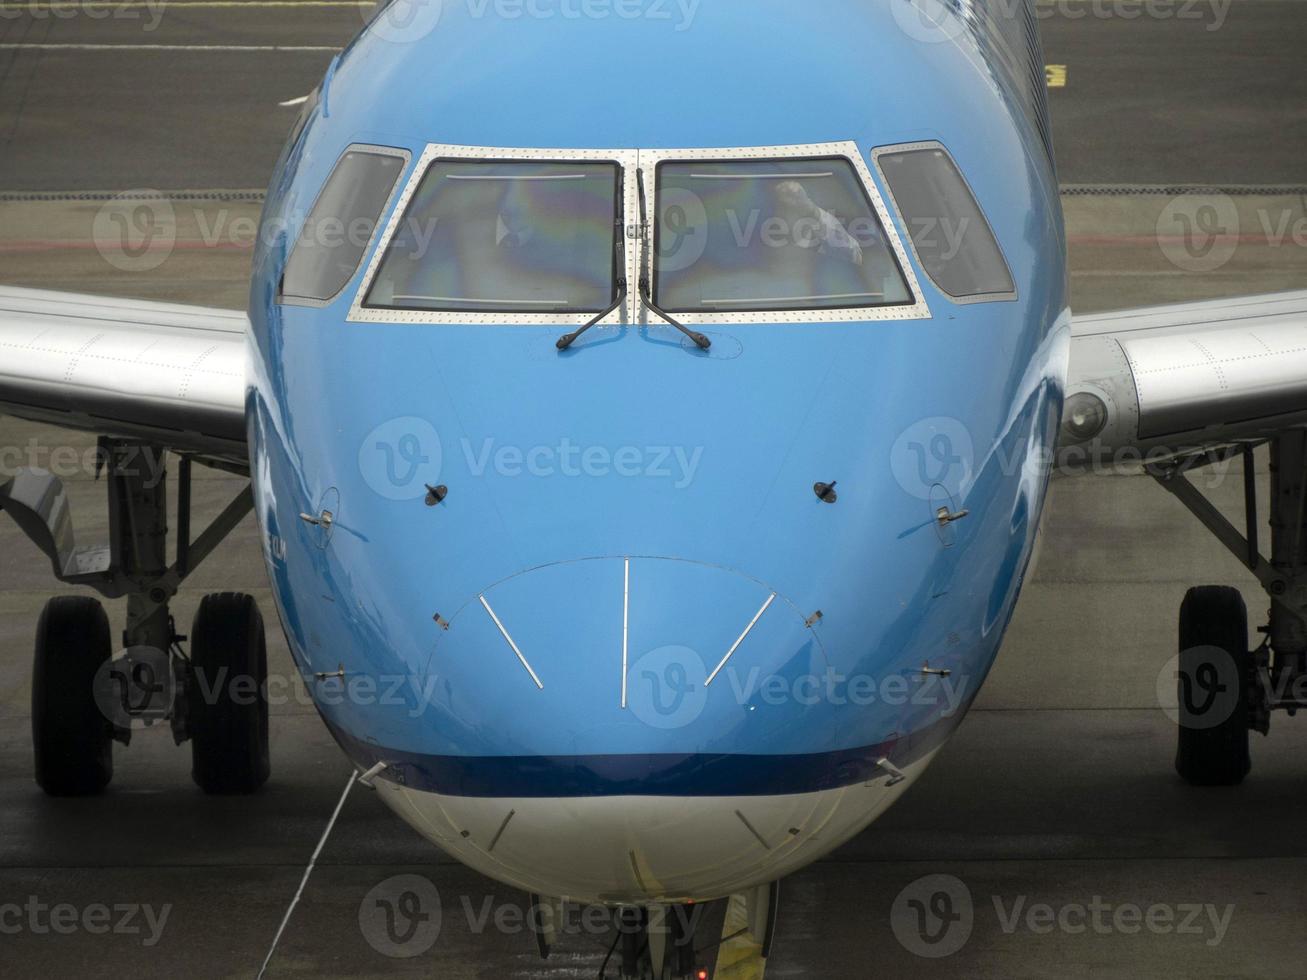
[[1046, 64, 1068, 88], [714, 894, 766, 980], [0, 2, 371, 9]]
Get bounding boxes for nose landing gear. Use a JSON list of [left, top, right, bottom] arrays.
[[609, 905, 706, 980], [584, 884, 777, 979]]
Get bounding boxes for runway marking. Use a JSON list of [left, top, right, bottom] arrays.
[[0, 42, 342, 50], [479, 594, 544, 689], [1046, 64, 1068, 88], [256, 773, 357, 980], [705, 592, 775, 687], [279, 94, 310, 106]]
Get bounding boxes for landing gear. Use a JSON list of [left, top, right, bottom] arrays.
[[0, 440, 259, 796], [32, 597, 114, 796], [190, 593, 270, 794], [1175, 586, 1252, 785], [615, 905, 705, 980], [1152, 435, 1307, 785]]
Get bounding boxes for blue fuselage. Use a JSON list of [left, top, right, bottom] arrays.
[[243, 0, 1068, 898]]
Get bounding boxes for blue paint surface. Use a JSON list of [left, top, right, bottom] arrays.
[[245, 0, 1069, 797]]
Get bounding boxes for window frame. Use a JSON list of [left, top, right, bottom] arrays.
[[871, 140, 1018, 306], [349, 144, 639, 326], [639, 141, 928, 325], [279, 143, 412, 309]]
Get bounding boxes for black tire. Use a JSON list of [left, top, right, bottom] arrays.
[[32, 596, 114, 796], [1175, 586, 1252, 786], [189, 593, 270, 794]]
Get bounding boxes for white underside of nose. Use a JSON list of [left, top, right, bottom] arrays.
[[372, 749, 940, 905]]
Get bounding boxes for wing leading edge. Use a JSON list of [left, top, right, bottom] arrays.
[[0, 286, 248, 463], [1060, 290, 1307, 468]]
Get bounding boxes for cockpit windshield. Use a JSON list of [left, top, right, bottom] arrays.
[[652, 157, 914, 314], [364, 160, 622, 314]]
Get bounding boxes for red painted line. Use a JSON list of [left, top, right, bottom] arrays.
[[0, 240, 252, 252]]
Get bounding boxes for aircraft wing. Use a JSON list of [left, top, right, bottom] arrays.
[[1060, 290, 1307, 469], [0, 286, 249, 465]]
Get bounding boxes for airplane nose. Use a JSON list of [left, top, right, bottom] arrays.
[[416, 556, 828, 768], [346, 556, 945, 902]]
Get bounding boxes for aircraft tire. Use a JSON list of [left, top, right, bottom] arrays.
[[1175, 585, 1252, 786], [32, 596, 114, 796], [189, 592, 270, 794]]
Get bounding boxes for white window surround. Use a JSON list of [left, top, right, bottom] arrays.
[[347, 140, 931, 327]]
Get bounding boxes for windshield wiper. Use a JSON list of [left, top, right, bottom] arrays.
[[636, 169, 711, 350], [557, 172, 629, 351]]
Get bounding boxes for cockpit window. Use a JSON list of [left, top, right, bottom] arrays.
[[875, 145, 1015, 301], [364, 160, 622, 314], [281, 147, 407, 304], [652, 157, 914, 314]]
